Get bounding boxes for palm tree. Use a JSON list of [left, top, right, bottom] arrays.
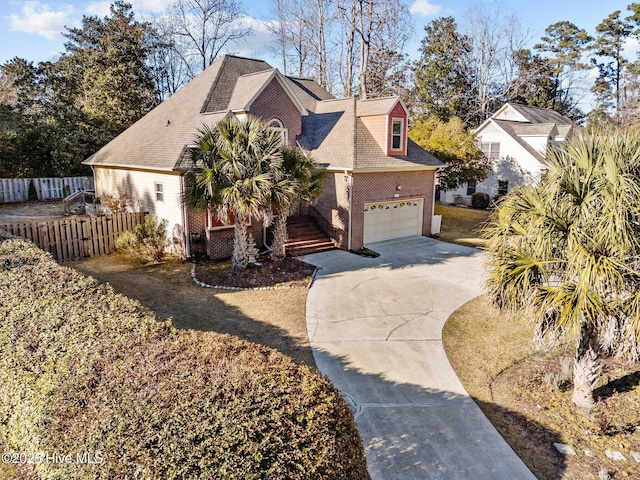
[[483, 128, 640, 409], [185, 116, 285, 269], [270, 146, 326, 260]]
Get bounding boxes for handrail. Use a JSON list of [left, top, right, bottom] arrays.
[[63, 190, 95, 216]]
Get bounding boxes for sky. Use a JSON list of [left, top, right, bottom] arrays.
[[0, 0, 638, 102]]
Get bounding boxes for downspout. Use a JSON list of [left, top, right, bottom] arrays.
[[347, 170, 353, 251], [180, 174, 191, 259], [348, 97, 356, 251]]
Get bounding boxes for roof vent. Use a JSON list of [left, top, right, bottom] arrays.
[[166, 120, 171, 127]]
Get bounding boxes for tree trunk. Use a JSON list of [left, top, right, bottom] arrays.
[[571, 321, 600, 409], [232, 214, 249, 269], [270, 210, 288, 261]]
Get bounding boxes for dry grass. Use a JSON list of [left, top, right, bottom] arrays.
[[434, 203, 491, 248], [444, 296, 640, 480], [70, 254, 315, 367]]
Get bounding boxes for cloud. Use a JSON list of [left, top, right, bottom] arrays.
[[84, 2, 111, 17], [219, 16, 276, 60], [623, 36, 640, 59], [409, 0, 442, 17], [8, 1, 75, 39]]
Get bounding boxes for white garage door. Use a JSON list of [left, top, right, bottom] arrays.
[[363, 199, 424, 244]]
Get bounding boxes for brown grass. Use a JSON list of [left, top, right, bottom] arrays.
[[70, 254, 315, 367], [434, 203, 491, 248], [444, 296, 640, 480]]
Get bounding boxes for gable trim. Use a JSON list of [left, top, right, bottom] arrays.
[[242, 70, 309, 116]]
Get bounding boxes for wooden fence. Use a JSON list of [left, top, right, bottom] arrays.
[[0, 212, 146, 263], [0, 177, 94, 203]]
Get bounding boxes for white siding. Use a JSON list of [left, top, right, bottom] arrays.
[[94, 167, 184, 232], [441, 122, 546, 205]]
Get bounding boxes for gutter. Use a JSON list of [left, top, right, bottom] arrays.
[[180, 175, 191, 259]]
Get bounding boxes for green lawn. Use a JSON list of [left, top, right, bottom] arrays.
[[434, 203, 491, 248]]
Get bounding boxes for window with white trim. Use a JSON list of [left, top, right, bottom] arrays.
[[154, 182, 164, 202], [481, 142, 500, 160], [268, 118, 288, 144], [391, 118, 403, 150], [466, 180, 477, 196]]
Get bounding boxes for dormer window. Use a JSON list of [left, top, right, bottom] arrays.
[[391, 119, 403, 151], [268, 118, 288, 144]]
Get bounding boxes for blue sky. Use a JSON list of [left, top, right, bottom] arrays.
[[0, 0, 637, 74]]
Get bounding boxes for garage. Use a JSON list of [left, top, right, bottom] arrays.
[[363, 199, 424, 244]]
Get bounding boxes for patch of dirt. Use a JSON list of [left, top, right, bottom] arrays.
[[195, 256, 317, 288], [0, 200, 69, 222], [70, 254, 316, 368], [492, 350, 640, 480]]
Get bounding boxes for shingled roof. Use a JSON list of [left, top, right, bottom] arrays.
[[85, 54, 441, 172]]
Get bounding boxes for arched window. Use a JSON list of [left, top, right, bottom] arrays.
[[268, 118, 288, 144]]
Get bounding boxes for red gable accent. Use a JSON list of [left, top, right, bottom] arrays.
[[387, 102, 407, 156]]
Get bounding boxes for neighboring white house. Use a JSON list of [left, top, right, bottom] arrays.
[[439, 103, 577, 205]]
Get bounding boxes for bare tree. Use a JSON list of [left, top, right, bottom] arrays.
[[166, 0, 253, 78], [462, 3, 531, 122]]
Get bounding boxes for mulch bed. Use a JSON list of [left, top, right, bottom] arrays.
[[195, 256, 317, 289]]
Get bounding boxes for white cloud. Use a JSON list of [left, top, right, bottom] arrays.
[[624, 36, 640, 60], [220, 16, 276, 60], [409, 0, 442, 17], [8, 1, 75, 39], [133, 0, 174, 14], [84, 2, 111, 17]]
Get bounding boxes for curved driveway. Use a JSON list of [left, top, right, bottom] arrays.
[[304, 237, 536, 480]]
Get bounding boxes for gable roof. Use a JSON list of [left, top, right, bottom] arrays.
[[505, 103, 573, 125], [85, 54, 441, 173]]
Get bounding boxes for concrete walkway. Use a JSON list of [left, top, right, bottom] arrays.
[[304, 237, 536, 480]]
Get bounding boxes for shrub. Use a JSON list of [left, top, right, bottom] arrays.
[[100, 193, 132, 214], [471, 191, 490, 209], [28, 179, 38, 201], [134, 214, 168, 262], [0, 232, 368, 479], [114, 230, 139, 256], [491, 194, 505, 207]]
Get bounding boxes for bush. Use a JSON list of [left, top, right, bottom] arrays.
[[115, 215, 168, 263], [100, 193, 132, 215], [471, 191, 490, 209], [135, 214, 168, 262], [0, 232, 368, 479], [28, 179, 38, 201], [491, 194, 505, 207]]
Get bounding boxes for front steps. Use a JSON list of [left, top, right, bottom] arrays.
[[285, 216, 336, 257]]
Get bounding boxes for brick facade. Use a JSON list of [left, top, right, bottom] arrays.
[[188, 208, 265, 260], [311, 169, 436, 252], [350, 170, 435, 250], [250, 78, 302, 146]]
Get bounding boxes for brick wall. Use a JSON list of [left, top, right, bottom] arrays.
[[350, 170, 435, 250], [250, 78, 302, 146], [188, 208, 265, 260], [311, 172, 349, 248]]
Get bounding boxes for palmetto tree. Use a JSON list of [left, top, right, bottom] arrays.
[[184, 116, 285, 269], [483, 129, 640, 409], [270, 146, 326, 260]]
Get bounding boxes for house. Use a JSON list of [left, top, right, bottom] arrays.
[[439, 103, 576, 205], [84, 55, 442, 259]]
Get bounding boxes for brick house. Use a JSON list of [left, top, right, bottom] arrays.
[[85, 55, 442, 258]]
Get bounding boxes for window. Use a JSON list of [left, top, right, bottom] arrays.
[[268, 119, 288, 144], [207, 210, 251, 230], [466, 180, 477, 196], [498, 180, 508, 195], [391, 119, 403, 150], [481, 143, 500, 160], [155, 182, 164, 202]]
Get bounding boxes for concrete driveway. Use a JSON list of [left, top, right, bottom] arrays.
[[304, 236, 536, 480]]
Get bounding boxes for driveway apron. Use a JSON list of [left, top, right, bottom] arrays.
[[304, 236, 536, 480]]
